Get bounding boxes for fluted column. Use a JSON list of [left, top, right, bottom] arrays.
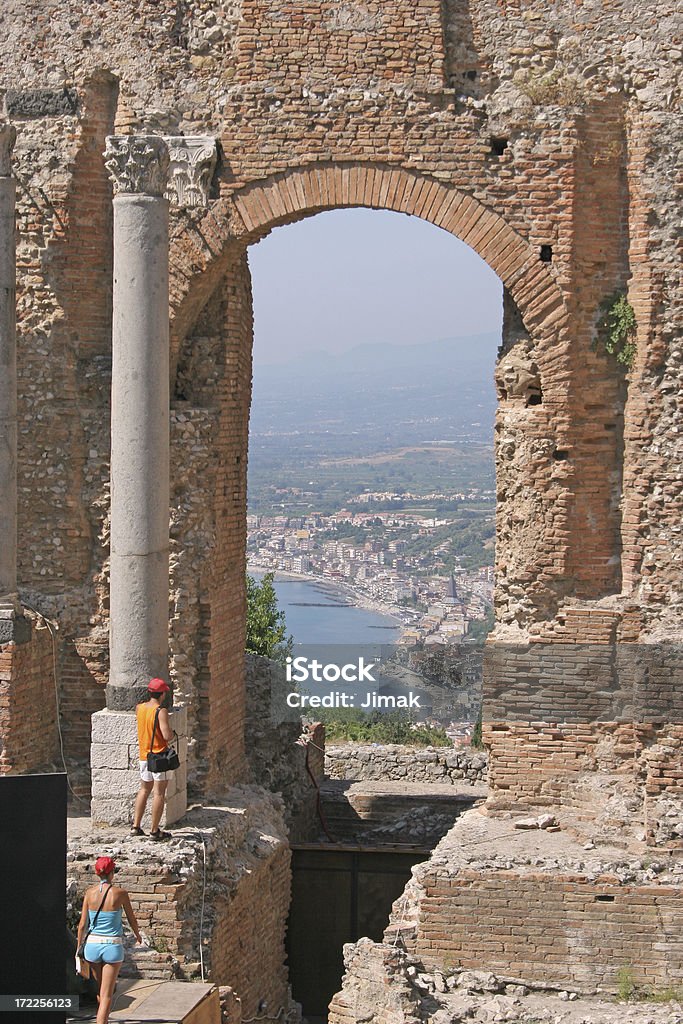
[[104, 135, 171, 709], [0, 123, 27, 645]]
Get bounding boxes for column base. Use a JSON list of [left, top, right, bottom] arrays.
[[90, 706, 187, 827]]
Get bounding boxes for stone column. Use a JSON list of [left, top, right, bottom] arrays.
[[104, 134, 171, 710], [92, 135, 186, 825], [0, 123, 28, 646]]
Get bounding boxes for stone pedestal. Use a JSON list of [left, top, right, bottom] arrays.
[[90, 705, 188, 827]]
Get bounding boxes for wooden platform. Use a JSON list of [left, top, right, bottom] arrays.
[[68, 980, 220, 1024]]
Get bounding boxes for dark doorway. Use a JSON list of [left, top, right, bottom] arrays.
[[287, 845, 429, 1022]]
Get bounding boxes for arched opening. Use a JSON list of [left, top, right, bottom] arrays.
[[245, 206, 501, 1020], [167, 163, 629, 834]]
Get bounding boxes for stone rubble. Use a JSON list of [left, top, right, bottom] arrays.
[[329, 938, 683, 1024]]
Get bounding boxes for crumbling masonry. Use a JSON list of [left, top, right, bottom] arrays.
[[0, 0, 682, 1011]]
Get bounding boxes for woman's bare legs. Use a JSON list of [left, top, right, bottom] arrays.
[[88, 960, 101, 1000], [96, 961, 122, 1024]]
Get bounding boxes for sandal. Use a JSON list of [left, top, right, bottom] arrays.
[[150, 829, 171, 841], [130, 826, 145, 836]]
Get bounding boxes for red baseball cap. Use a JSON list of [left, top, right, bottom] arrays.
[[95, 856, 117, 876], [148, 678, 170, 693]]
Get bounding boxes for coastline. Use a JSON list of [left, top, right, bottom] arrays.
[[247, 562, 412, 627]]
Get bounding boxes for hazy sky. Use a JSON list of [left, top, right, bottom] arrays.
[[248, 208, 503, 366]]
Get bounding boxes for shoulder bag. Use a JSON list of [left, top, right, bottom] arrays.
[[146, 708, 180, 773]]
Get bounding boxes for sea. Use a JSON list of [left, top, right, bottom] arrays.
[[250, 571, 402, 644], [249, 570, 441, 716]]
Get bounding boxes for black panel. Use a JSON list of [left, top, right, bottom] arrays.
[[0, 774, 67, 1023]]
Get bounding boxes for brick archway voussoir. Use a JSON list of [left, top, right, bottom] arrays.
[[178, 163, 568, 350]]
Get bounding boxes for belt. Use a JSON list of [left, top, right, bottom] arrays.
[[84, 935, 123, 945]]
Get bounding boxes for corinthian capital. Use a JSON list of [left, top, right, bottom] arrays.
[[104, 135, 170, 197], [164, 136, 218, 208], [0, 123, 17, 176]]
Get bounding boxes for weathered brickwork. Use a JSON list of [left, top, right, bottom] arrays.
[[1, 0, 682, 1004], [0, 618, 58, 774], [67, 790, 292, 1015], [1, 0, 681, 803], [407, 871, 683, 991], [328, 938, 683, 1024], [364, 811, 683, 996], [244, 653, 324, 841]]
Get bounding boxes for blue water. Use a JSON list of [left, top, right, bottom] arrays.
[[249, 570, 443, 717], [250, 572, 402, 644]]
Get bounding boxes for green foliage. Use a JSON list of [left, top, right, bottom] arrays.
[[596, 293, 637, 368], [471, 709, 483, 750], [615, 964, 683, 1003], [315, 708, 450, 746], [616, 967, 636, 1001], [246, 572, 293, 662], [466, 608, 495, 643]]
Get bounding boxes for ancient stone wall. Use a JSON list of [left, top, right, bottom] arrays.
[[244, 653, 324, 841], [405, 870, 683, 991], [0, 0, 680, 865], [1, 0, 681, 1010], [328, 937, 683, 1024], [373, 810, 683, 995], [325, 744, 487, 785]]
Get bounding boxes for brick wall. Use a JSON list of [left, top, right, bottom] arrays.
[[58, 636, 107, 766], [409, 869, 683, 991], [208, 841, 291, 1015], [244, 654, 324, 841], [0, 621, 59, 774]]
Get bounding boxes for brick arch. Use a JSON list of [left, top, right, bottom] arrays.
[[169, 163, 569, 390]]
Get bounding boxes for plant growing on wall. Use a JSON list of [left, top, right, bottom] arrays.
[[595, 292, 637, 368], [246, 572, 293, 662]]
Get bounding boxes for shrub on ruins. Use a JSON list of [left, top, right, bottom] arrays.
[[595, 292, 637, 368], [246, 572, 293, 663], [316, 708, 450, 746]]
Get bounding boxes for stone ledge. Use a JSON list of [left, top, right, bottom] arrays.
[[0, 614, 32, 645]]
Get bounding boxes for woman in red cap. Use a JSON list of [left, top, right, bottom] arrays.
[[131, 677, 175, 840], [77, 856, 142, 1024]]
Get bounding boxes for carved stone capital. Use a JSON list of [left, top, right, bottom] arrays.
[[0, 124, 17, 176], [104, 135, 170, 197], [163, 136, 217, 208]]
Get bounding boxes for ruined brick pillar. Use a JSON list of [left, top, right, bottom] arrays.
[[91, 135, 187, 825], [0, 123, 29, 646]]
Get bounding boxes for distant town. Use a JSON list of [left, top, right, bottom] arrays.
[[247, 491, 494, 646]]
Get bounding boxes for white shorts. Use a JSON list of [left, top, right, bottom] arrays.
[[139, 760, 168, 783]]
